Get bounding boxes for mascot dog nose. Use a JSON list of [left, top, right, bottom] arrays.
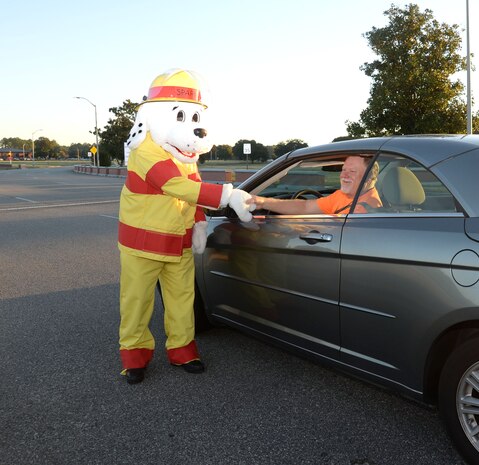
[[194, 128, 207, 139]]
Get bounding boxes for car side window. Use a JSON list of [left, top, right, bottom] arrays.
[[366, 154, 460, 214], [254, 160, 343, 200]]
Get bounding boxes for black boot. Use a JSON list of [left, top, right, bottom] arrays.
[[181, 360, 205, 374], [126, 367, 146, 384]]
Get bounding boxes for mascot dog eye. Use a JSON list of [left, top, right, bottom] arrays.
[[176, 109, 185, 122]]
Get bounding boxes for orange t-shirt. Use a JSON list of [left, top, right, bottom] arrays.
[[316, 188, 382, 214]]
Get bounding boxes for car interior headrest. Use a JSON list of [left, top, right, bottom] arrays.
[[382, 167, 426, 206]]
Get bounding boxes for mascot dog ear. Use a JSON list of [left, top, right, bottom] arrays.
[[126, 113, 148, 150]]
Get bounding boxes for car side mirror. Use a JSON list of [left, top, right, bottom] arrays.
[[204, 206, 234, 218]]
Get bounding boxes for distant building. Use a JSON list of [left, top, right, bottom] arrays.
[[0, 147, 31, 160]]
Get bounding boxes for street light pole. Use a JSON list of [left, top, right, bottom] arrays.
[[31, 129, 43, 167], [466, 0, 472, 134], [75, 96, 100, 166]]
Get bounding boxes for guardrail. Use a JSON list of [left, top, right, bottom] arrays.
[[74, 165, 125, 177], [73, 165, 257, 184]]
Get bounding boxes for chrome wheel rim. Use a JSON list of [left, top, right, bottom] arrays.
[[457, 361, 479, 452]]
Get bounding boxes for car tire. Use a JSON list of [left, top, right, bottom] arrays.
[[438, 337, 479, 465]]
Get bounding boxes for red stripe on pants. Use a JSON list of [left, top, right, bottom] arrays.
[[120, 348, 154, 369], [167, 340, 200, 365]]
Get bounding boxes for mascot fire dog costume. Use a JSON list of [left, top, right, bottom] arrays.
[[118, 69, 253, 384]]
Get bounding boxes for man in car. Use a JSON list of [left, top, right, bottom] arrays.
[[248, 155, 381, 214]]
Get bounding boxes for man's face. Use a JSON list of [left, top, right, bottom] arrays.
[[339, 156, 367, 196]]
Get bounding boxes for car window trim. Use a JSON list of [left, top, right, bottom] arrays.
[[347, 212, 465, 218]]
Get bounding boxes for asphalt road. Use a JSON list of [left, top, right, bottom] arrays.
[[0, 167, 467, 465]]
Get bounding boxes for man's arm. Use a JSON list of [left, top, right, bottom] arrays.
[[248, 195, 323, 215]]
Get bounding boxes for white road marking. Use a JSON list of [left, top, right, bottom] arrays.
[[15, 197, 37, 203], [99, 214, 119, 220], [0, 200, 119, 212]]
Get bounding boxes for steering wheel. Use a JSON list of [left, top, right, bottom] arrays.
[[292, 189, 323, 200]]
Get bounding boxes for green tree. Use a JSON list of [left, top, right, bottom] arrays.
[[232, 139, 250, 161], [232, 139, 268, 163], [215, 144, 233, 160], [274, 139, 308, 158], [98, 99, 138, 166], [201, 144, 233, 161], [68, 143, 91, 159], [34, 137, 62, 159], [347, 3, 474, 137], [1, 137, 31, 150], [332, 136, 356, 142], [253, 142, 269, 163]]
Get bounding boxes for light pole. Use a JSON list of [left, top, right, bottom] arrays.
[[75, 96, 100, 166], [466, 0, 472, 134], [31, 129, 43, 167]]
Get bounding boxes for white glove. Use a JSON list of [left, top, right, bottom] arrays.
[[229, 189, 254, 222], [192, 221, 208, 254], [219, 183, 234, 207]]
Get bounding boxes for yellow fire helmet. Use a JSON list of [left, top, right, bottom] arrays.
[[141, 68, 208, 108]]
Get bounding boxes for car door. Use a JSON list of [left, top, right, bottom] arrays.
[[339, 152, 468, 393], [201, 158, 346, 360]]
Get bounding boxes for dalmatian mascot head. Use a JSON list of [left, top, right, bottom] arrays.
[[126, 69, 212, 163]]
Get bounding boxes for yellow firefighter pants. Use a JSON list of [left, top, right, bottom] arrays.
[[119, 250, 195, 356]]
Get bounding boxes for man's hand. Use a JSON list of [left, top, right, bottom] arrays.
[[247, 195, 263, 210]]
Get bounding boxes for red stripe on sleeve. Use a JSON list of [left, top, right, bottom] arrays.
[[125, 171, 163, 194], [145, 159, 182, 191], [195, 207, 206, 223], [197, 183, 224, 208], [188, 171, 202, 182]]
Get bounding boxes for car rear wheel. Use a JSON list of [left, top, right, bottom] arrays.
[[438, 338, 479, 465]]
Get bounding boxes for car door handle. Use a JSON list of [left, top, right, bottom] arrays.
[[299, 230, 333, 244]]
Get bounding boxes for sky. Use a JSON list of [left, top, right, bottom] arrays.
[[1, 0, 478, 149]]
